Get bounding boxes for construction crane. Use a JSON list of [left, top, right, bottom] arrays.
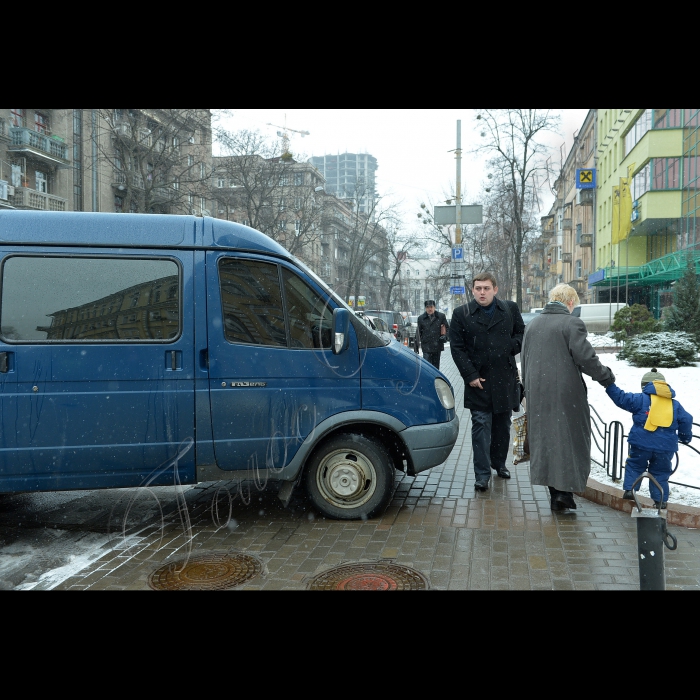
[[266, 116, 310, 156]]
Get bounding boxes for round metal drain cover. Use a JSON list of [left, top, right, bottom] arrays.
[[148, 552, 262, 591], [307, 562, 429, 590]]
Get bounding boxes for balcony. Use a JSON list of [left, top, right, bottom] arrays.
[[534, 269, 545, 278], [580, 233, 593, 247], [9, 127, 70, 167], [576, 189, 594, 206], [562, 218, 572, 230], [570, 279, 586, 294], [562, 252, 572, 263], [9, 187, 67, 211], [0, 118, 9, 142], [112, 170, 145, 190], [152, 184, 175, 202]]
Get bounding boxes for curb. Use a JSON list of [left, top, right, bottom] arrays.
[[581, 477, 700, 528]]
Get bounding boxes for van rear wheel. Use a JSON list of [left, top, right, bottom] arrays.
[[305, 434, 394, 520]]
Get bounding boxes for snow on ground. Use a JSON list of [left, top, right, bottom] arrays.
[[521, 333, 700, 509]]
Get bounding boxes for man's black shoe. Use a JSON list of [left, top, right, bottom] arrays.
[[494, 467, 511, 479], [622, 490, 635, 500], [550, 499, 567, 511], [554, 492, 577, 510], [474, 479, 489, 492]]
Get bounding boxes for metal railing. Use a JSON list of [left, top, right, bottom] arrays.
[[590, 405, 700, 490]]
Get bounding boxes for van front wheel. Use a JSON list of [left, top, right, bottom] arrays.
[[305, 434, 394, 520]]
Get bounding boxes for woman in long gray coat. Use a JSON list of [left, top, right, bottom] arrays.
[[521, 284, 615, 511]]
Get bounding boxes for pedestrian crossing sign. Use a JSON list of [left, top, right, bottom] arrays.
[[576, 168, 596, 189]]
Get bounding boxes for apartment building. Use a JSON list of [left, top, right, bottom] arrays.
[[0, 109, 212, 216]]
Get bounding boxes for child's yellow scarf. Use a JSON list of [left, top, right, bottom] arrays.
[[643, 381, 673, 432]]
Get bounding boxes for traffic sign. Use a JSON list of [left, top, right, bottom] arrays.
[[576, 168, 596, 189], [450, 286, 465, 295], [434, 205, 483, 225], [452, 247, 463, 261]]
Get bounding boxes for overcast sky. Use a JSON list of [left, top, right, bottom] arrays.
[[216, 109, 591, 232]]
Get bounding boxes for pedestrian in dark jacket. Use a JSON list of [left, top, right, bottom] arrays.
[[414, 300, 449, 370], [606, 368, 693, 509], [450, 273, 524, 491]]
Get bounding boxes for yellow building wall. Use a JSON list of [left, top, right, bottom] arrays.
[[596, 109, 636, 267], [622, 128, 683, 170], [639, 190, 682, 219]]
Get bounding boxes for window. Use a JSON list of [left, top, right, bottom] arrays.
[[188, 155, 194, 167], [200, 197, 206, 211], [294, 172, 304, 186], [34, 111, 49, 134], [114, 195, 124, 212], [283, 269, 333, 349], [218, 259, 286, 346], [575, 260, 582, 278], [200, 163, 206, 178], [294, 220, 301, 233], [35, 170, 48, 193], [625, 110, 652, 155], [279, 219, 287, 230], [10, 109, 25, 128], [279, 174, 289, 186], [0, 256, 180, 342], [173, 177, 179, 190]]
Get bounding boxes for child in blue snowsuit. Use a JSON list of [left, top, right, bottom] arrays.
[[605, 368, 693, 508]]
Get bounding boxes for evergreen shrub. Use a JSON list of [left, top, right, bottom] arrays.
[[619, 331, 698, 368]]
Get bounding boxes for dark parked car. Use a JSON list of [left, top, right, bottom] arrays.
[[521, 312, 538, 325]]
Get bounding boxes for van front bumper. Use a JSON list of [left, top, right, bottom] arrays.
[[402, 414, 459, 475]]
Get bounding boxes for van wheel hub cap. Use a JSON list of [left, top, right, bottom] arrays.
[[317, 449, 377, 507]]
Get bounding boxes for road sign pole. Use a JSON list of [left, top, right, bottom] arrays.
[[454, 121, 464, 309]]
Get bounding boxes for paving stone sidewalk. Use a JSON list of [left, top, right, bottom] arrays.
[[49, 347, 700, 591]]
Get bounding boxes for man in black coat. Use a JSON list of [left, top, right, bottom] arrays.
[[414, 300, 449, 369], [450, 273, 525, 491]]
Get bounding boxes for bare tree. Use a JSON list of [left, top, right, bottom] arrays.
[[336, 182, 400, 309], [211, 129, 327, 257], [93, 109, 214, 214], [472, 109, 560, 307], [381, 227, 421, 309]]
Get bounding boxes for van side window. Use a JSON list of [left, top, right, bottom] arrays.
[[0, 256, 180, 342], [218, 258, 287, 347], [282, 268, 333, 349]]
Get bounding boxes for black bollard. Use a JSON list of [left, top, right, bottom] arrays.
[[630, 472, 677, 591]]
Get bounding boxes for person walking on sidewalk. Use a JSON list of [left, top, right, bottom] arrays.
[[521, 283, 615, 511], [605, 368, 693, 509], [414, 300, 449, 370], [450, 273, 525, 491]]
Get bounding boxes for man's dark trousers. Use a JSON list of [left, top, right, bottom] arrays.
[[424, 351, 441, 369], [471, 410, 511, 480]]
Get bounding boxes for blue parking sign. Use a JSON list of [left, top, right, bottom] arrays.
[[452, 247, 463, 261]]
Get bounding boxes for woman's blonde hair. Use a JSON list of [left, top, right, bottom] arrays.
[[549, 283, 580, 306]]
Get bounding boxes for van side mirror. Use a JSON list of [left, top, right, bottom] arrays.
[[332, 308, 351, 354]]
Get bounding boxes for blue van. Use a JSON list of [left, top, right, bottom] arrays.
[[0, 211, 458, 520]]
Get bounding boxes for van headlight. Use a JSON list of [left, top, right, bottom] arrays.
[[435, 378, 455, 410]]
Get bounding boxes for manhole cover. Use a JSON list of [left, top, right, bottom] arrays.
[[148, 552, 262, 591], [307, 562, 429, 590]]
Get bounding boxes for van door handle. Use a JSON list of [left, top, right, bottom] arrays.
[[167, 350, 181, 371], [0, 352, 8, 373]]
